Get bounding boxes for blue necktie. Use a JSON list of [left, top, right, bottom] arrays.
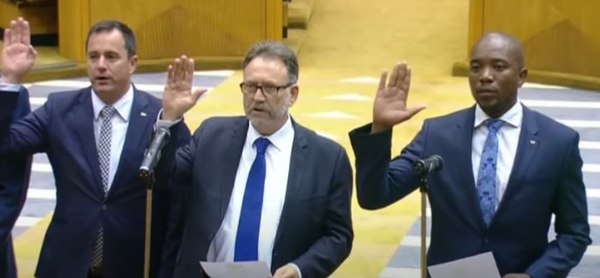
[[477, 119, 504, 226], [234, 137, 270, 261]]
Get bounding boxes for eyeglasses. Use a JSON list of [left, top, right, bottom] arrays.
[[239, 82, 293, 96]]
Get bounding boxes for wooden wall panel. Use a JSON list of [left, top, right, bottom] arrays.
[[58, 0, 90, 62], [0, 0, 58, 35], [477, 0, 600, 78], [57, 0, 283, 63]]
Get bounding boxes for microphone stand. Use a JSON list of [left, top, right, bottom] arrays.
[[418, 174, 428, 278], [138, 126, 169, 278], [139, 170, 154, 278]]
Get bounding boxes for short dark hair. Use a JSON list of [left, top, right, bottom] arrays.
[[242, 41, 299, 84], [85, 20, 137, 58]]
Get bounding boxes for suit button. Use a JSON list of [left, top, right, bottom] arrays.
[[483, 237, 489, 243], [102, 204, 107, 211]]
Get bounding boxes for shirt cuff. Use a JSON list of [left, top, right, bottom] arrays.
[[0, 82, 22, 92], [288, 263, 302, 278], [155, 108, 182, 129]]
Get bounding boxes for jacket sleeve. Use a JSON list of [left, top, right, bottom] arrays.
[[526, 132, 591, 277], [0, 87, 33, 278], [348, 122, 425, 210]]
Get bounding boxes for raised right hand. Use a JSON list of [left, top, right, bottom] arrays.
[[161, 55, 207, 121], [1, 17, 37, 84], [371, 62, 426, 133]]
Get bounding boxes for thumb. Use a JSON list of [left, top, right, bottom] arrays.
[[28, 45, 38, 57], [191, 87, 208, 102], [405, 105, 427, 119]]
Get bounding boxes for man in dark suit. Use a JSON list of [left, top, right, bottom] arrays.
[[349, 32, 591, 277], [160, 42, 354, 278], [0, 18, 204, 277], [0, 84, 32, 278]]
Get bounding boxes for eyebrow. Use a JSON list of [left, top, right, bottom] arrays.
[[470, 58, 510, 64]]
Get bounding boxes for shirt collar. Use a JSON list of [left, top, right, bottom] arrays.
[[91, 84, 134, 122], [246, 116, 294, 152], [474, 100, 523, 129]]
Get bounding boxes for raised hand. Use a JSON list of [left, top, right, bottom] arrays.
[[161, 55, 207, 121], [371, 62, 426, 133], [1, 17, 37, 84]]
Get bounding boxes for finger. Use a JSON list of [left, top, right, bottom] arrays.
[[401, 67, 412, 94], [395, 62, 407, 87], [185, 58, 194, 84], [272, 269, 284, 278], [173, 58, 182, 82], [179, 55, 189, 83], [6, 20, 16, 45], [388, 63, 400, 87], [272, 271, 291, 278], [14, 18, 23, 45], [377, 70, 387, 93], [166, 64, 174, 85], [22, 19, 31, 46]]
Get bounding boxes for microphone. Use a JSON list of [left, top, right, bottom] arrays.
[[139, 126, 171, 179], [414, 155, 444, 175]]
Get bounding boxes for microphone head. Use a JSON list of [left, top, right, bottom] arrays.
[[432, 154, 444, 169], [414, 154, 444, 174]]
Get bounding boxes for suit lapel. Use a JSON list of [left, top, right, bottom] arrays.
[[495, 106, 539, 218], [109, 88, 152, 196], [71, 88, 104, 196], [219, 119, 248, 219], [453, 107, 485, 228], [273, 119, 307, 245]]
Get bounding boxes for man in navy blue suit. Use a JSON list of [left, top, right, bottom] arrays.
[[160, 42, 353, 278], [0, 82, 32, 278], [0, 18, 205, 277], [349, 33, 591, 277]]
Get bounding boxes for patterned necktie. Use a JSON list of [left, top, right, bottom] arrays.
[[91, 105, 116, 269], [477, 119, 504, 226], [234, 137, 271, 261]]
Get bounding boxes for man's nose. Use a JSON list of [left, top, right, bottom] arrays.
[[253, 87, 267, 101], [479, 66, 493, 83], [96, 56, 107, 70]]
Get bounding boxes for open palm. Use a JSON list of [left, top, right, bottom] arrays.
[[372, 62, 426, 133], [1, 18, 36, 83], [161, 55, 207, 120]]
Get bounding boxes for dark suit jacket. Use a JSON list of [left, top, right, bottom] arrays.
[[0, 85, 191, 278], [349, 105, 591, 277], [160, 116, 353, 278], [0, 89, 32, 278]]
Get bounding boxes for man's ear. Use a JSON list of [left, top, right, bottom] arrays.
[[518, 67, 528, 87], [129, 55, 139, 74], [289, 85, 299, 107]]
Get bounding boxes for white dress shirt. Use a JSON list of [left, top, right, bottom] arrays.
[[472, 101, 523, 207], [0, 82, 21, 92], [207, 117, 294, 270], [91, 85, 134, 190]]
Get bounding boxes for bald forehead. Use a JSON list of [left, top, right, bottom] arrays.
[[471, 33, 524, 68]]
